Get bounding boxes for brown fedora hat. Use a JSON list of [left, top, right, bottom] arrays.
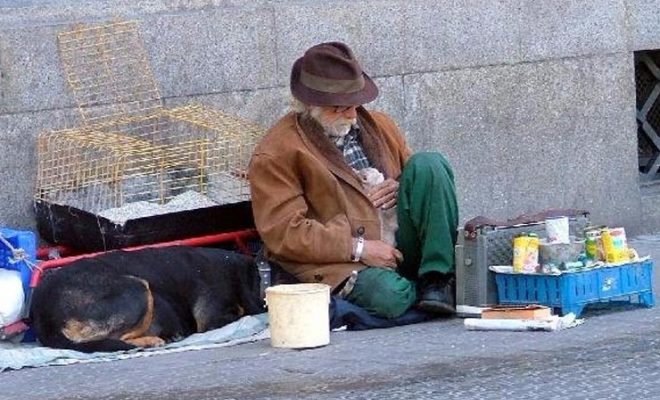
[[290, 42, 378, 106]]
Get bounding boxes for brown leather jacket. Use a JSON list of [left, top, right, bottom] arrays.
[[249, 107, 412, 289]]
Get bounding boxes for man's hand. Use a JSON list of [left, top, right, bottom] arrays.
[[360, 239, 403, 269], [367, 178, 399, 210]]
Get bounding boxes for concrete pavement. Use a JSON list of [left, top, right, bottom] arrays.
[[1, 235, 659, 399]]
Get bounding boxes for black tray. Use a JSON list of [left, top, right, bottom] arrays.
[[34, 199, 254, 252]]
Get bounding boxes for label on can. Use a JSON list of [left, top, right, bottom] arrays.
[[601, 227, 628, 263], [584, 228, 604, 261], [585, 237, 599, 260], [513, 235, 540, 273]]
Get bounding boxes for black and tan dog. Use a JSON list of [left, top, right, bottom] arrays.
[[30, 246, 263, 353]]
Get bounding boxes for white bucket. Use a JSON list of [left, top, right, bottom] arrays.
[[265, 283, 331, 349]]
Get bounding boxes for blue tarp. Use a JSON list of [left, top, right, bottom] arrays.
[[330, 297, 434, 330]]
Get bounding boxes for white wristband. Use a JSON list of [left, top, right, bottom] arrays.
[[352, 236, 364, 262]]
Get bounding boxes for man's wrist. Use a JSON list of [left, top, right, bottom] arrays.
[[352, 236, 365, 262]]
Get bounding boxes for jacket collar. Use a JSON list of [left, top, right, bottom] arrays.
[[295, 108, 398, 194], [296, 112, 365, 195], [355, 107, 396, 179]]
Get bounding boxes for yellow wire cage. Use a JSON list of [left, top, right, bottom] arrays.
[[35, 21, 265, 221]]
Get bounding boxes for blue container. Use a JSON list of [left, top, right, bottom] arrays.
[[494, 260, 655, 317], [0, 228, 37, 298]]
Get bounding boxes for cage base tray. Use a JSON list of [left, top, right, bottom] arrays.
[[34, 199, 254, 252]]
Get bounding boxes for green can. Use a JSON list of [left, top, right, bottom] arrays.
[[585, 237, 599, 260]]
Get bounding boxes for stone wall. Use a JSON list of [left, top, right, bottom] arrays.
[[1, 0, 660, 235]]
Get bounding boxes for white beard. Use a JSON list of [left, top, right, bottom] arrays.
[[326, 122, 353, 138], [308, 107, 356, 139]]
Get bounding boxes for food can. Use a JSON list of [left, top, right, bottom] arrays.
[[513, 234, 540, 273], [585, 237, 599, 260], [584, 228, 604, 261], [601, 227, 628, 263]]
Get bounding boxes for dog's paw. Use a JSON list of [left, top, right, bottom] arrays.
[[125, 336, 166, 348]]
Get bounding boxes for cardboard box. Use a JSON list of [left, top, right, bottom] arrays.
[[481, 305, 551, 320]]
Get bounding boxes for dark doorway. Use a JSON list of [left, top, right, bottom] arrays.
[[635, 50, 660, 185]]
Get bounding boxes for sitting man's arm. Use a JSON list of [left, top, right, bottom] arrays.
[[249, 152, 353, 265]]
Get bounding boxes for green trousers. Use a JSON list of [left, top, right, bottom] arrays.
[[346, 152, 459, 319]]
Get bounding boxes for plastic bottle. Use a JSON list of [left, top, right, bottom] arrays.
[[257, 259, 271, 301]]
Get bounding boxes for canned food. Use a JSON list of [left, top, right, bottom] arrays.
[[585, 237, 599, 260], [601, 227, 628, 263], [513, 234, 540, 273], [584, 228, 604, 261]]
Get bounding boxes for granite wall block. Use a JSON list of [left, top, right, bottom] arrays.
[[404, 53, 641, 229]]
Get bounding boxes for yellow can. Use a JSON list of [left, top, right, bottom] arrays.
[[513, 235, 540, 273], [601, 227, 628, 263]]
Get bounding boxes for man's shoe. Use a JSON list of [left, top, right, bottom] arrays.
[[417, 272, 456, 316]]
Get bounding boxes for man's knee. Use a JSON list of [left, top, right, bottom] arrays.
[[346, 268, 417, 319], [404, 152, 454, 182]]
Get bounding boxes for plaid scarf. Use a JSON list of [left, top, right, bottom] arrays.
[[332, 126, 371, 170]]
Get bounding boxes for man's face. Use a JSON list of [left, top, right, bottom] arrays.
[[310, 105, 359, 137]]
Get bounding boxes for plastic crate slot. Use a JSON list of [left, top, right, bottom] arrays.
[[546, 278, 558, 303]]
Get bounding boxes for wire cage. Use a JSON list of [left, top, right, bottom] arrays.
[[56, 20, 163, 125], [35, 20, 266, 226], [36, 106, 263, 217]]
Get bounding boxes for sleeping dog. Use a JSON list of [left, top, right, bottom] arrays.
[[30, 246, 263, 353]]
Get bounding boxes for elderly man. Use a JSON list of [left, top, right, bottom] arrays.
[[249, 42, 458, 319]]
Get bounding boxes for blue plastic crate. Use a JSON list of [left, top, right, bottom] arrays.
[[494, 260, 655, 317], [0, 228, 37, 297]]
